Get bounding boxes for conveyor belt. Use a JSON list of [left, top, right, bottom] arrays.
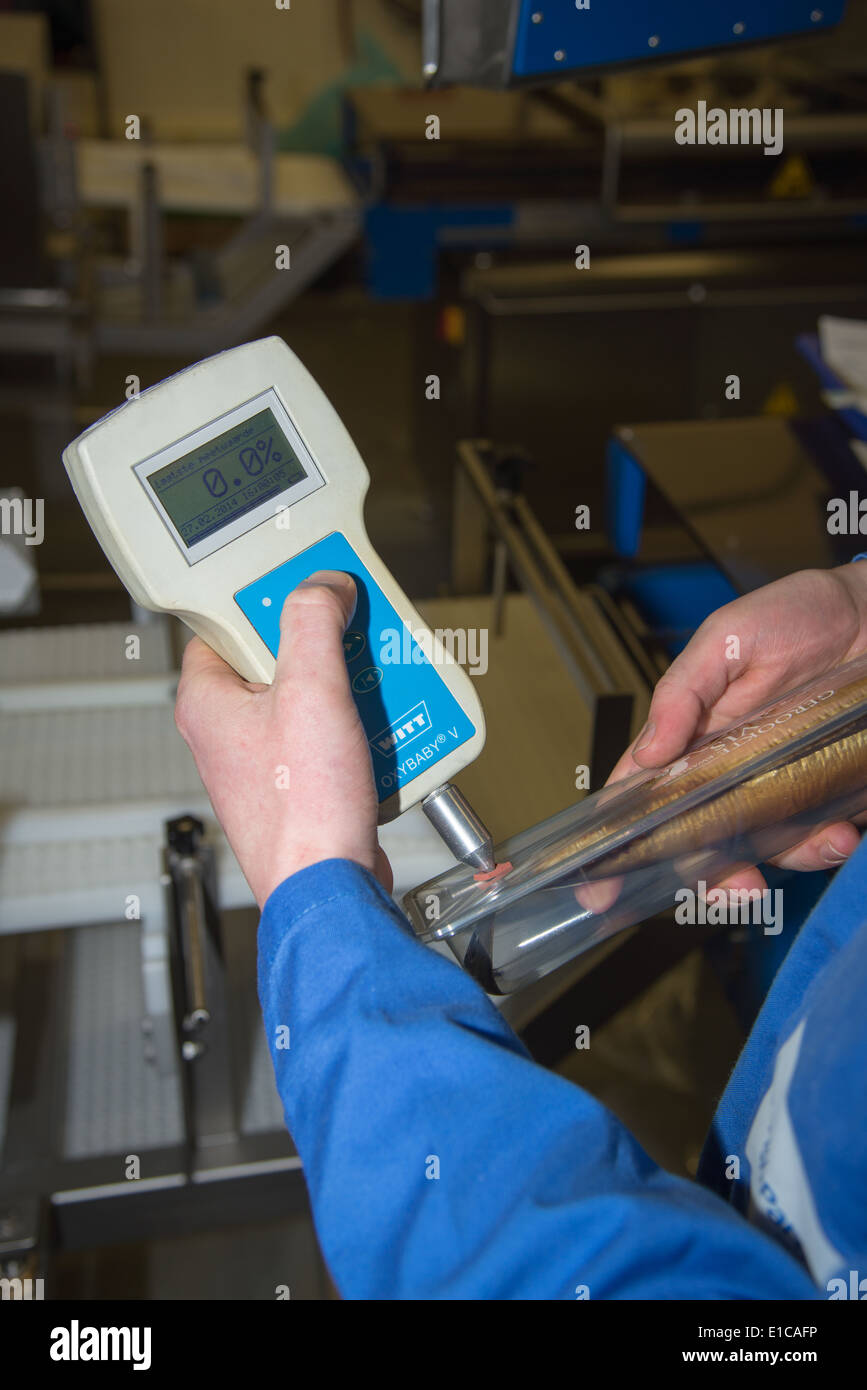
[[63, 922, 185, 1159], [61, 918, 287, 1159], [0, 621, 173, 683]]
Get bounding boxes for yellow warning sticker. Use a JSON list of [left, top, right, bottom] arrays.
[[763, 382, 799, 417], [769, 154, 814, 200]]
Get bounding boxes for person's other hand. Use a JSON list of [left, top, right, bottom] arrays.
[[175, 570, 391, 909], [604, 565, 867, 891]]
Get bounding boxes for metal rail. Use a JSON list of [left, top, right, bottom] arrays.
[[453, 439, 650, 784]]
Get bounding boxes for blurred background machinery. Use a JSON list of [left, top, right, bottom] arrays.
[[1, 0, 865, 1298], [424, 0, 849, 87]]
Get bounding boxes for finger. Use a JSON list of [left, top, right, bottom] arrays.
[[605, 737, 655, 786], [574, 875, 624, 914], [767, 821, 860, 873], [274, 571, 358, 689], [711, 865, 768, 897], [634, 676, 722, 769], [179, 635, 248, 690], [632, 617, 747, 768], [176, 636, 249, 738], [606, 631, 734, 784], [375, 845, 394, 895]]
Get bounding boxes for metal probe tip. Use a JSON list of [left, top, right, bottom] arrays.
[[422, 784, 496, 873]]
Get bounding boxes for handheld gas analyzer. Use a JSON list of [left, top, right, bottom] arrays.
[[62, 336, 495, 871]]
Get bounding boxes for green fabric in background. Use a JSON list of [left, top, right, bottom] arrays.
[[277, 32, 406, 159]]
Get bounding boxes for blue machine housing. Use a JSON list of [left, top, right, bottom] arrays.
[[426, 0, 847, 87]]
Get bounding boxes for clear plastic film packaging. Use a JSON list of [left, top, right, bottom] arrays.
[[403, 654, 867, 994]]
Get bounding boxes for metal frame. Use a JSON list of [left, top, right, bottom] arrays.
[[0, 811, 306, 1256], [452, 439, 651, 784], [0, 66, 361, 369]]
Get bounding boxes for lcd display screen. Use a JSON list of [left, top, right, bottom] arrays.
[[144, 406, 307, 548]]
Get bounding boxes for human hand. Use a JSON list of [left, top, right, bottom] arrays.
[[604, 565, 867, 891], [175, 570, 391, 909]]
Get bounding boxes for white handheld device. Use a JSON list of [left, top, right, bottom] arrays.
[[63, 337, 488, 834]]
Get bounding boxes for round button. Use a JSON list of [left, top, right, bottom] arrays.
[[343, 630, 366, 663], [352, 666, 383, 694]]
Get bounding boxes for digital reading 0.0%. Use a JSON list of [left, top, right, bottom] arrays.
[[203, 436, 282, 499]]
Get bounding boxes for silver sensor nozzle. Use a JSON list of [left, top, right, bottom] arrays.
[[422, 784, 496, 873]]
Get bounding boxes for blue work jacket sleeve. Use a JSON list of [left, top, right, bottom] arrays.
[[258, 858, 818, 1300]]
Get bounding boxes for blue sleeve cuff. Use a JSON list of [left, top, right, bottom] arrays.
[[259, 856, 410, 952]]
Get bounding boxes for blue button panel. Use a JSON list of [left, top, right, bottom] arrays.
[[234, 531, 477, 803]]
